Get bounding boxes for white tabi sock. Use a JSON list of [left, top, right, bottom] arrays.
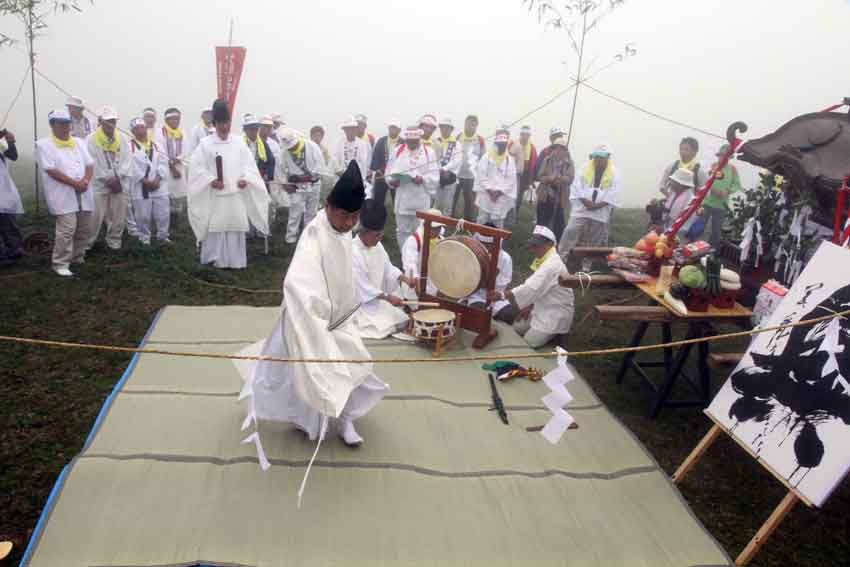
[[338, 419, 363, 447]]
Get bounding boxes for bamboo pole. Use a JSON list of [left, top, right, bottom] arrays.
[[26, 4, 40, 214]]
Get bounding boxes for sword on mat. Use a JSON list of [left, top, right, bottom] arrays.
[[488, 373, 509, 425]]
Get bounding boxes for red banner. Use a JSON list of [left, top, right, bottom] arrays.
[[215, 46, 247, 117]]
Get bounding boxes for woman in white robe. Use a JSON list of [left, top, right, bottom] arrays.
[[352, 199, 414, 338], [187, 100, 270, 269]]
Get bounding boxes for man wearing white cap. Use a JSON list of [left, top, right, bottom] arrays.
[[269, 113, 284, 144], [186, 108, 214, 160], [369, 119, 402, 207], [386, 126, 440, 246], [127, 117, 170, 246], [418, 114, 441, 163], [355, 114, 375, 149], [160, 107, 188, 225], [86, 106, 131, 250], [515, 125, 538, 214], [535, 136, 573, 243], [473, 132, 517, 229], [435, 117, 463, 213], [243, 114, 275, 184], [36, 109, 95, 276], [278, 127, 326, 244], [453, 114, 486, 220], [142, 108, 158, 142], [66, 96, 92, 139], [559, 144, 622, 271], [332, 117, 370, 182], [489, 225, 575, 348], [466, 225, 515, 324], [188, 99, 270, 269], [400, 207, 443, 302]]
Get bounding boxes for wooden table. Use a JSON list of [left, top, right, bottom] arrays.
[[614, 276, 752, 418]]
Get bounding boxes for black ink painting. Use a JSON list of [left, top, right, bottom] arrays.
[[707, 242, 850, 507]]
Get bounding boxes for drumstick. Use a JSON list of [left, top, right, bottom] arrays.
[[402, 301, 440, 307]]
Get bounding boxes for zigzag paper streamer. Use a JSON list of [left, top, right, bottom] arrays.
[[540, 347, 575, 444]]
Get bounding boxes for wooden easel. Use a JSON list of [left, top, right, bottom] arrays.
[[673, 411, 814, 566], [416, 211, 511, 349]]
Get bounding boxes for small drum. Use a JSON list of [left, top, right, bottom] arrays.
[[411, 309, 457, 341], [428, 236, 491, 298]]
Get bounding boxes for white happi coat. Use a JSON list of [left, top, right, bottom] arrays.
[[332, 137, 370, 179], [352, 236, 409, 339], [186, 122, 214, 160], [36, 137, 95, 215], [280, 139, 325, 194], [400, 226, 439, 301], [475, 151, 518, 218], [187, 133, 270, 242], [438, 137, 463, 177], [511, 249, 575, 334], [239, 211, 388, 440], [387, 144, 440, 216], [0, 147, 23, 215], [159, 127, 188, 198], [86, 133, 131, 195], [127, 139, 169, 201], [467, 247, 513, 312]]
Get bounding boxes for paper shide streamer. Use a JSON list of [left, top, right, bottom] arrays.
[[539, 347, 576, 444]]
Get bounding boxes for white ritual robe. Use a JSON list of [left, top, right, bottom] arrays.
[[511, 250, 575, 335], [352, 236, 409, 339], [0, 149, 24, 215], [331, 137, 370, 180], [387, 145, 440, 216], [126, 139, 169, 201], [569, 164, 622, 223], [185, 122, 214, 161], [187, 133, 270, 267], [466, 247, 513, 312], [159, 127, 188, 199], [400, 227, 440, 302], [239, 210, 388, 443], [474, 152, 518, 219]]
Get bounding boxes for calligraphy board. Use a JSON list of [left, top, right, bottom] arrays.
[[706, 242, 850, 507]]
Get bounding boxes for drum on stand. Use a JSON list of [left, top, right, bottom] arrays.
[[427, 236, 491, 298]]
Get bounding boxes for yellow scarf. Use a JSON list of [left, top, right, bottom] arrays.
[[289, 138, 305, 157], [51, 134, 75, 149], [245, 134, 267, 162], [359, 133, 370, 144], [530, 246, 554, 271], [422, 137, 434, 148], [163, 123, 183, 140], [93, 127, 120, 153], [439, 135, 456, 152], [133, 135, 151, 153], [582, 160, 613, 188], [459, 132, 478, 143], [488, 148, 507, 164], [522, 142, 532, 162], [679, 157, 698, 171]]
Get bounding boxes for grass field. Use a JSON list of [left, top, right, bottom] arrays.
[[0, 197, 847, 566]]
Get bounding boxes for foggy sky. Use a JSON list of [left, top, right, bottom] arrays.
[[1, 0, 848, 205]]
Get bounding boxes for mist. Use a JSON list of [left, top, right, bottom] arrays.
[[1, 0, 848, 206]]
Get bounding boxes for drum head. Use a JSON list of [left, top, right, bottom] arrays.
[[428, 239, 483, 298], [412, 309, 456, 323]]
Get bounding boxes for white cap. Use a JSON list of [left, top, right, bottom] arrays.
[[424, 208, 444, 227], [97, 106, 119, 121], [271, 113, 283, 124], [355, 113, 368, 124], [259, 115, 275, 126], [551, 136, 568, 148], [438, 117, 453, 127], [143, 108, 157, 117], [494, 133, 509, 144], [668, 167, 695, 188], [387, 118, 401, 128], [66, 95, 84, 108], [242, 114, 260, 127], [532, 225, 557, 244], [549, 126, 564, 136], [590, 144, 612, 158], [340, 116, 358, 129], [419, 114, 438, 127], [475, 232, 495, 244], [129, 117, 146, 129], [279, 127, 300, 150], [404, 126, 422, 140], [48, 109, 72, 123]]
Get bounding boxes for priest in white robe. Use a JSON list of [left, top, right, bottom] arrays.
[[187, 99, 270, 269], [239, 160, 388, 460], [352, 199, 415, 338], [386, 126, 440, 246], [474, 132, 518, 229], [399, 209, 443, 304]]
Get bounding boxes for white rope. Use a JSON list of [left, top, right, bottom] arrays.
[[297, 416, 328, 509], [0, 63, 30, 129], [573, 271, 600, 296]]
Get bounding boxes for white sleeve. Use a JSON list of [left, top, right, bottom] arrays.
[[382, 248, 403, 292], [352, 250, 384, 303], [475, 156, 490, 192], [511, 259, 557, 310], [496, 251, 513, 292]]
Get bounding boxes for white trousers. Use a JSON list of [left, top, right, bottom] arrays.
[[132, 196, 170, 244], [396, 214, 419, 250], [286, 190, 319, 243], [53, 211, 93, 270], [201, 231, 247, 269], [90, 191, 128, 249], [513, 317, 555, 349], [476, 210, 506, 229]]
